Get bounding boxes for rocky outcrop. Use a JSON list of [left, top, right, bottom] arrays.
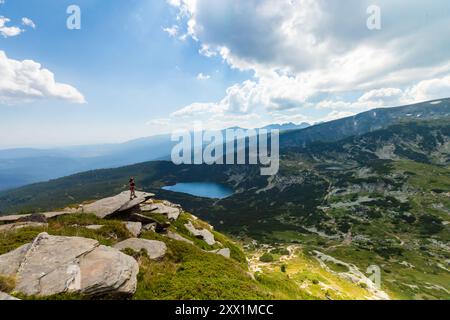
[[140, 201, 181, 221], [114, 238, 167, 260], [83, 191, 154, 219], [0, 243, 31, 276], [184, 221, 216, 245], [165, 231, 194, 245], [0, 292, 19, 300], [209, 248, 231, 259], [123, 222, 142, 237], [0, 233, 138, 297], [18, 213, 48, 224], [0, 210, 76, 224], [130, 213, 171, 233], [0, 222, 48, 233]]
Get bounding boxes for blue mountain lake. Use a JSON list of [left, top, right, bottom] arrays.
[[162, 182, 233, 199]]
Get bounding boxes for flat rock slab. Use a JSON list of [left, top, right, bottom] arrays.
[[123, 221, 142, 237], [0, 233, 138, 297], [0, 210, 74, 223], [83, 191, 154, 219], [0, 243, 32, 277], [140, 202, 181, 221], [0, 222, 48, 233], [0, 292, 19, 300], [114, 238, 167, 260], [166, 231, 194, 245], [0, 214, 32, 223], [184, 221, 216, 246]]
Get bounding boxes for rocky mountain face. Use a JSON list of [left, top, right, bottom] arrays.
[[280, 98, 450, 148]]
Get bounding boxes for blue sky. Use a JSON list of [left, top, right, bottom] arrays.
[[1, 0, 450, 148], [0, 0, 248, 147]]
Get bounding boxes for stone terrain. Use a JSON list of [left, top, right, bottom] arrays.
[[0, 233, 138, 297], [0, 191, 234, 300]]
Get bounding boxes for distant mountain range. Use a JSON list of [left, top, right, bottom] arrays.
[[1, 98, 449, 192], [262, 122, 310, 131], [0, 122, 311, 191]]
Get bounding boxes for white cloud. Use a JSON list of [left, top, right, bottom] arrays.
[[196, 72, 210, 80], [164, 0, 450, 128], [406, 76, 450, 102], [21, 17, 36, 29], [0, 16, 22, 37], [0, 50, 86, 104], [162, 25, 179, 37]]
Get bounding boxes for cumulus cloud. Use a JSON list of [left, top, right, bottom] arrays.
[[406, 76, 450, 102], [0, 50, 86, 104], [164, 0, 450, 128], [196, 73, 210, 80], [21, 17, 36, 29], [162, 25, 179, 37], [0, 16, 22, 37]]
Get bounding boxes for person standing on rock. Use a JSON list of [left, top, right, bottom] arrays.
[[129, 177, 136, 200]]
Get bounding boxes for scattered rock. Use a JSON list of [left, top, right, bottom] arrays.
[[165, 231, 194, 245], [18, 213, 47, 224], [0, 214, 32, 223], [114, 238, 167, 260], [0, 233, 138, 297], [0, 222, 48, 233], [209, 248, 231, 259], [131, 213, 156, 224], [143, 223, 157, 232], [85, 225, 104, 230], [139, 204, 155, 212], [79, 245, 139, 296], [140, 202, 181, 221], [184, 221, 215, 245], [42, 210, 77, 219], [130, 213, 170, 232], [0, 292, 19, 300], [123, 221, 142, 237], [0, 210, 75, 224], [83, 191, 154, 219]]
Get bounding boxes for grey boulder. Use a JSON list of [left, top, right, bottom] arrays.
[[140, 201, 181, 221], [123, 221, 142, 237], [114, 238, 167, 260], [209, 248, 231, 259], [184, 221, 216, 245], [83, 191, 154, 219], [0, 222, 48, 233], [0, 292, 19, 300], [0, 233, 138, 297], [165, 231, 194, 245]]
